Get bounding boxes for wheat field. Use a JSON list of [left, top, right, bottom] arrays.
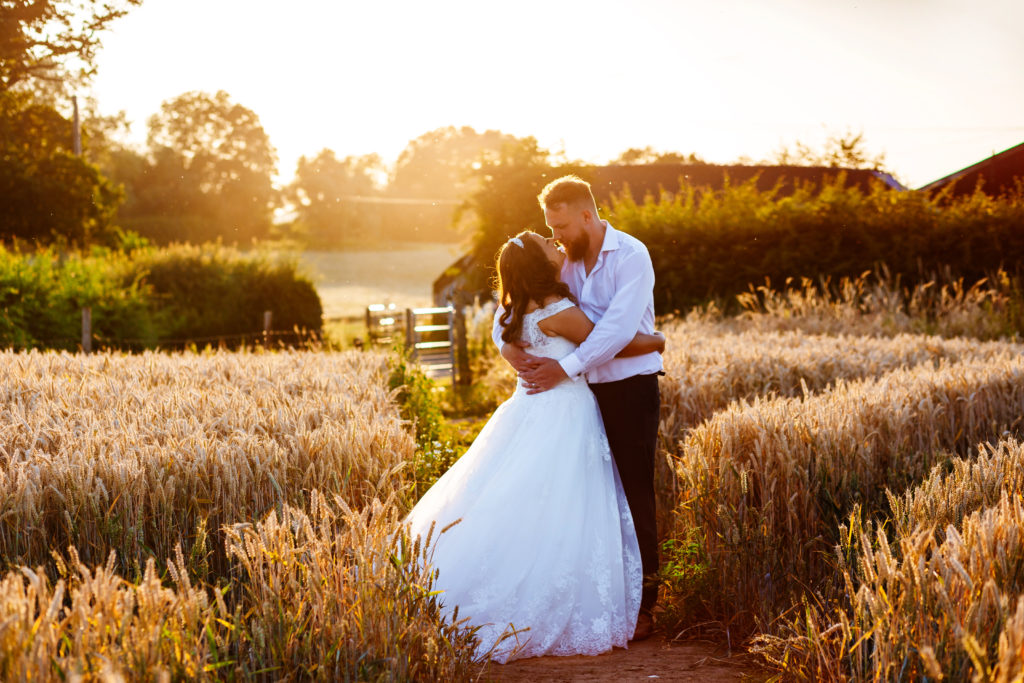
[[654, 316, 1024, 681], [0, 349, 415, 574], [1, 310, 1024, 679], [0, 349, 483, 681]]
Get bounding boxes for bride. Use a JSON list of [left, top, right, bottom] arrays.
[[404, 230, 665, 663]]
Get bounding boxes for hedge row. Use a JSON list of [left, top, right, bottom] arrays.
[[0, 243, 322, 350], [608, 176, 1024, 313]]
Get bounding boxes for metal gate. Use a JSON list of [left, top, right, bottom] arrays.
[[404, 306, 456, 385]]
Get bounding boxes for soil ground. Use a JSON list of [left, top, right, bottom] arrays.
[[482, 635, 771, 682]]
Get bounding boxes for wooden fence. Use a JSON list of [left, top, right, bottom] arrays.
[[71, 306, 320, 352], [43, 305, 471, 386]]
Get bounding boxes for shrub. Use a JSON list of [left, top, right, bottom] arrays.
[[135, 243, 322, 345], [0, 243, 154, 350], [0, 243, 322, 350], [609, 177, 1024, 316], [386, 346, 472, 499]]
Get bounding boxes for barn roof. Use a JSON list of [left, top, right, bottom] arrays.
[[918, 141, 1024, 197]]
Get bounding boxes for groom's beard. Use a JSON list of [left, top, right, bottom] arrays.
[[564, 232, 590, 262]]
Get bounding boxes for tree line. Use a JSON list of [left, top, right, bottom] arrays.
[[0, 86, 526, 248], [0, 0, 891, 253], [0, 2, 535, 248], [2, 85, 718, 250]]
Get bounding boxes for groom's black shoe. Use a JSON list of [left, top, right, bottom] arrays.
[[632, 613, 654, 642]]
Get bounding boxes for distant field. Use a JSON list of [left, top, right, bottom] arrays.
[[296, 244, 464, 318]]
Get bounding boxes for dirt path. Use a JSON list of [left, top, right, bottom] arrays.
[[482, 635, 770, 682]]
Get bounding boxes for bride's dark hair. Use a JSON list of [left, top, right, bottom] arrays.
[[496, 231, 577, 344]]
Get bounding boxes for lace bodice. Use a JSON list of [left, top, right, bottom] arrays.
[[520, 298, 578, 361], [512, 298, 588, 395]]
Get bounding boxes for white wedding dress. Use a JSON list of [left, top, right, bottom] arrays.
[[404, 298, 642, 663]]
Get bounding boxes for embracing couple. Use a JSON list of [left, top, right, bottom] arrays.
[[405, 175, 663, 662]]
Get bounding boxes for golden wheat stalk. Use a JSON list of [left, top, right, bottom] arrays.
[[753, 438, 1024, 681]]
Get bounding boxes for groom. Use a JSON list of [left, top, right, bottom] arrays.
[[492, 175, 663, 641]]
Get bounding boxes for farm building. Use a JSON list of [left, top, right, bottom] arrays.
[[918, 140, 1024, 197]]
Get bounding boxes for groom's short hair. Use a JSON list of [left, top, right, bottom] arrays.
[[538, 175, 597, 211]]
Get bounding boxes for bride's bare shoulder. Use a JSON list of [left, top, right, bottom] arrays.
[[537, 303, 591, 341], [525, 295, 566, 314]]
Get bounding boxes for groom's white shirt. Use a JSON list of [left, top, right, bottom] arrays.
[[492, 221, 663, 384]]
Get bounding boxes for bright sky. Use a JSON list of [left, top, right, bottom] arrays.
[[90, 0, 1024, 189]]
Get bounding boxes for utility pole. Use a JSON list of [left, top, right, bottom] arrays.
[[72, 95, 82, 156]]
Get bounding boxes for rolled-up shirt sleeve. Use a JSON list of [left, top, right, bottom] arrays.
[[558, 249, 654, 379]]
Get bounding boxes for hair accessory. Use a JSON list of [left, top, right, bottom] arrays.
[[510, 237, 524, 248]]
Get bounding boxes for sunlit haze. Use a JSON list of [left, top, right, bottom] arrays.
[[90, 0, 1024, 189]]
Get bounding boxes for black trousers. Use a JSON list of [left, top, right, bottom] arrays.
[[589, 373, 661, 614]]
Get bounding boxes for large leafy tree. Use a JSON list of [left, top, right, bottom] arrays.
[[286, 149, 383, 247], [0, 1, 139, 246], [389, 126, 520, 201], [117, 90, 278, 244], [0, 0, 143, 92], [0, 90, 121, 245], [372, 126, 523, 244], [454, 137, 587, 297]]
